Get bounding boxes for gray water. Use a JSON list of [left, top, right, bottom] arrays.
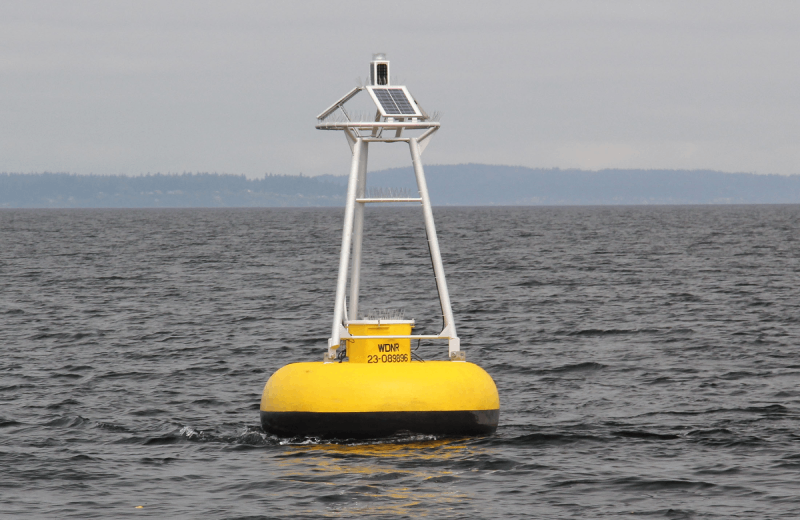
[[2, 206, 799, 519]]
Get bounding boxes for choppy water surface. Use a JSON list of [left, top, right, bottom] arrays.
[[2, 206, 800, 518]]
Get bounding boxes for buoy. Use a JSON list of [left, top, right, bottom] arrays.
[[260, 54, 499, 438]]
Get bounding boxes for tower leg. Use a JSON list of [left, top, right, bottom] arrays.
[[328, 138, 363, 361], [349, 142, 369, 322], [409, 138, 460, 356]]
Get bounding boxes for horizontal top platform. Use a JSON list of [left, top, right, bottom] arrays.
[[316, 83, 436, 133], [315, 121, 440, 130]]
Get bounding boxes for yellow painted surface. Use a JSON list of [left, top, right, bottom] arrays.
[[261, 361, 500, 413], [347, 322, 413, 364]]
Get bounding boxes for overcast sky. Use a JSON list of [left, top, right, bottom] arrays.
[[1, 1, 798, 177]]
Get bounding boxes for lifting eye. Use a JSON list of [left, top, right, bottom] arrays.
[[376, 63, 388, 85]]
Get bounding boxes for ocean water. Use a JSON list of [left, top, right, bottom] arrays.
[[1, 205, 799, 519]]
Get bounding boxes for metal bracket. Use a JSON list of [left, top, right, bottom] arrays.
[[344, 128, 358, 154], [417, 126, 438, 155], [338, 323, 351, 338], [448, 336, 461, 355], [449, 351, 466, 362], [316, 86, 364, 120], [371, 110, 381, 137]]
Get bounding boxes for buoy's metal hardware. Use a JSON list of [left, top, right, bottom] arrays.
[[450, 351, 466, 362], [318, 54, 461, 364]]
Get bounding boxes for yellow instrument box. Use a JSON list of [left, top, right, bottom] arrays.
[[347, 320, 414, 364]]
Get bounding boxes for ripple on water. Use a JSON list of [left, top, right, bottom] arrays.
[[2, 206, 800, 518]]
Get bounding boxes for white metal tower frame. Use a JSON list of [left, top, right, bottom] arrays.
[[317, 57, 462, 363]]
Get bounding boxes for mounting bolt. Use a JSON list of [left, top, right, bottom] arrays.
[[449, 351, 466, 362]]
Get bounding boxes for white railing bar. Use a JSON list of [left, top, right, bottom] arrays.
[[355, 197, 422, 203], [328, 138, 363, 360], [316, 86, 364, 120], [316, 121, 440, 129], [343, 335, 450, 340], [410, 137, 460, 356]]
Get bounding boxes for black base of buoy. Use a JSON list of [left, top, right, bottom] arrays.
[[261, 409, 499, 439]]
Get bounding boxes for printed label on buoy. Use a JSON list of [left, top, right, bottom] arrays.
[[347, 321, 413, 363]]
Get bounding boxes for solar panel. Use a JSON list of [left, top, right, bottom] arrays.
[[370, 87, 418, 116], [389, 89, 415, 114], [373, 89, 399, 114]]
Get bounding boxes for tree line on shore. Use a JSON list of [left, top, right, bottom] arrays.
[[2, 166, 798, 208]]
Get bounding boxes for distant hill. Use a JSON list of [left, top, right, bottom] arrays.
[[321, 164, 800, 205], [0, 172, 345, 208], [2, 166, 799, 208]]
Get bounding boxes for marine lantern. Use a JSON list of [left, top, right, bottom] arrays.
[[260, 55, 500, 438], [369, 53, 390, 86]]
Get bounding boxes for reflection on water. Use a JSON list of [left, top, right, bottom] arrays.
[[274, 438, 490, 517]]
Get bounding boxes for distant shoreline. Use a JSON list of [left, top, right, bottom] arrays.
[[2, 166, 799, 208]]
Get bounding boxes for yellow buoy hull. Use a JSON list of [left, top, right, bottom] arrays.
[[260, 361, 500, 438]]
